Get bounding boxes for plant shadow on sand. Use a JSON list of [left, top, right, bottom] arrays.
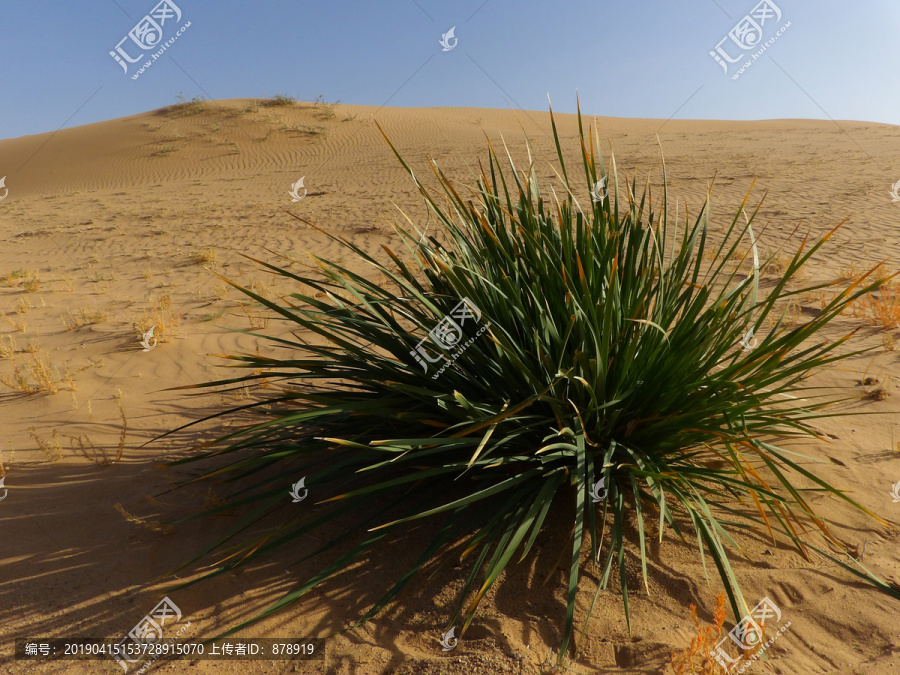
[[0, 387, 893, 673]]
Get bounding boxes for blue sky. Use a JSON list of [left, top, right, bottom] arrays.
[[1, 0, 899, 141]]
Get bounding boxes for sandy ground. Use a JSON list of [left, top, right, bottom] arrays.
[[1, 99, 900, 674]]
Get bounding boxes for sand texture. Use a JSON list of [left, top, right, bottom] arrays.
[[1, 100, 900, 674]]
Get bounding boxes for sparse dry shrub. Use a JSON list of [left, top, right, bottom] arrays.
[[192, 247, 218, 267], [670, 594, 740, 675], [164, 93, 207, 116], [0, 352, 74, 394], [858, 281, 900, 329], [29, 427, 63, 461], [262, 94, 296, 107], [0, 336, 16, 360], [212, 281, 229, 300], [234, 279, 276, 328], [238, 302, 269, 329], [0, 269, 38, 288], [63, 306, 109, 331], [134, 294, 180, 344], [838, 261, 862, 281]]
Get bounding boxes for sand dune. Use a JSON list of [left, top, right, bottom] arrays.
[[1, 99, 899, 674]]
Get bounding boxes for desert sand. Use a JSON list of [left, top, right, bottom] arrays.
[[1, 99, 900, 674]]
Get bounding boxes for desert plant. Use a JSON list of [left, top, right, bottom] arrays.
[[284, 123, 327, 137], [166, 93, 207, 116], [0, 335, 16, 360], [164, 103, 900, 663], [0, 268, 38, 288], [859, 281, 900, 329], [237, 301, 270, 329], [211, 281, 229, 300], [134, 294, 180, 344], [263, 94, 296, 107], [29, 427, 63, 461], [192, 247, 218, 267], [1, 351, 73, 394], [63, 306, 109, 331], [670, 594, 731, 675]]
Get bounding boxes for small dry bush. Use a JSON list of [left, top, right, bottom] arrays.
[[212, 281, 229, 300], [262, 94, 296, 107], [0, 352, 74, 394], [1, 311, 26, 332], [0, 269, 38, 288], [670, 595, 735, 674], [29, 427, 63, 461], [134, 294, 180, 343], [248, 278, 274, 300], [838, 261, 863, 281], [0, 336, 16, 360], [63, 306, 109, 331], [192, 247, 218, 267], [238, 302, 270, 329], [857, 281, 900, 329], [284, 123, 327, 137], [311, 94, 338, 119], [164, 94, 207, 116]]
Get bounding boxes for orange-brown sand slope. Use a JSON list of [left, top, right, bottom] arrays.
[[1, 99, 899, 674]]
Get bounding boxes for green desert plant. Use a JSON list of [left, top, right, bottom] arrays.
[[263, 94, 296, 107], [166, 93, 207, 116], [163, 103, 899, 662]]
